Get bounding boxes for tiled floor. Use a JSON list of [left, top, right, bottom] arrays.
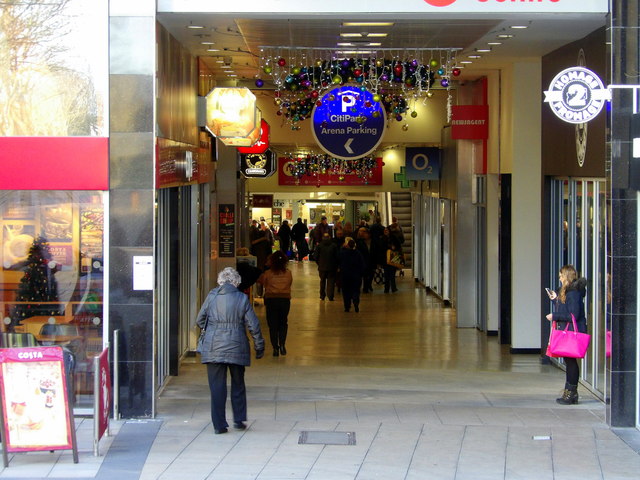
[[2, 261, 639, 479]]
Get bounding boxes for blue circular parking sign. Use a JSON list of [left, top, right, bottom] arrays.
[[312, 86, 386, 159]]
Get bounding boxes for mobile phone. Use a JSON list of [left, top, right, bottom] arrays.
[[545, 288, 554, 297]]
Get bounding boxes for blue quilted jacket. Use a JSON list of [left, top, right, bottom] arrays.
[[196, 283, 264, 365]]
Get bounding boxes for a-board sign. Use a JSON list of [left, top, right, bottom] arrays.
[[0, 346, 78, 466]]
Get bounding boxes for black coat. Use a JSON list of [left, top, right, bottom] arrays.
[[552, 277, 587, 333], [339, 247, 366, 282]]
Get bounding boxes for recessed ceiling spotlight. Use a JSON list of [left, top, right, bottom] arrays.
[[487, 42, 502, 46], [476, 48, 491, 53], [342, 22, 394, 27], [510, 25, 529, 29], [497, 34, 514, 39], [468, 55, 482, 59], [207, 48, 220, 52], [187, 22, 204, 29], [227, 74, 237, 77]]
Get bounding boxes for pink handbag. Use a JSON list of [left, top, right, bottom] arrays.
[[548, 315, 591, 358]]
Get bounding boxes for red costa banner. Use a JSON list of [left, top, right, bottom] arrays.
[[451, 105, 489, 140], [0, 137, 108, 190], [96, 347, 111, 441], [278, 157, 383, 186]]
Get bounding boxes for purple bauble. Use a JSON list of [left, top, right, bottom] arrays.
[[255, 78, 264, 88], [440, 78, 449, 87]]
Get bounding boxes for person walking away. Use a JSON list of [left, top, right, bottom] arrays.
[[315, 232, 339, 301], [291, 217, 309, 261], [196, 267, 264, 434], [278, 220, 292, 258], [313, 216, 332, 244], [389, 216, 405, 246], [356, 228, 375, 293], [339, 237, 366, 312], [385, 237, 403, 293], [546, 264, 587, 404], [257, 251, 293, 357]]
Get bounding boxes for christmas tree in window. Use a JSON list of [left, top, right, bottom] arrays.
[[10, 236, 60, 331]]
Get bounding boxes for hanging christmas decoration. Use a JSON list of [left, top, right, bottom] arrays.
[[257, 47, 460, 128], [284, 153, 377, 184]]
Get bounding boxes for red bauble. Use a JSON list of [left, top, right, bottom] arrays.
[[277, 57, 287, 67], [354, 69, 362, 77], [452, 68, 461, 76]]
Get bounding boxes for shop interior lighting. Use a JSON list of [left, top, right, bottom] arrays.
[[342, 22, 394, 27]]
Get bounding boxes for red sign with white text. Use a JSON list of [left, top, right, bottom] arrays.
[[0, 137, 108, 190], [451, 105, 489, 140], [237, 120, 270, 154], [278, 157, 383, 186]]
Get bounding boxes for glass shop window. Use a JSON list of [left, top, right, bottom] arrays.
[[0, 191, 105, 409]]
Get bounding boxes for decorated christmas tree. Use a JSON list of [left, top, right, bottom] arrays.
[[10, 235, 60, 331]]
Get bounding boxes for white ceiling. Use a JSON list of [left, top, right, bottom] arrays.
[[156, 12, 607, 85]]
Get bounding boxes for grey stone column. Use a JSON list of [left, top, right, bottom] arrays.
[[607, 1, 639, 427], [108, 1, 156, 417]]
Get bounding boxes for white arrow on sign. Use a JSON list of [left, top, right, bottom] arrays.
[[344, 138, 354, 154]]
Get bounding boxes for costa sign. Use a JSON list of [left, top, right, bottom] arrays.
[[544, 67, 610, 124]]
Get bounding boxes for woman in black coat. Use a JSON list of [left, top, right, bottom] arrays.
[[546, 264, 587, 405], [338, 237, 366, 312]]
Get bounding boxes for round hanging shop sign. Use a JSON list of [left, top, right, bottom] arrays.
[[543, 66, 610, 124], [312, 86, 386, 160]]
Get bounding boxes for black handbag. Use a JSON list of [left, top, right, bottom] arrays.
[[196, 324, 206, 354]]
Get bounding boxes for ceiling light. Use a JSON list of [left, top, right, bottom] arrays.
[[336, 50, 374, 55], [215, 60, 224, 64], [497, 34, 514, 39], [510, 25, 529, 29], [476, 48, 491, 53], [340, 33, 362, 38], [337, 42, 354, 46], [201, 41, 215, 45], [366, 33, 388, 38], [207, 48, 220, 52], [368, 43, 382, 47], [487, 42, 502, 46], [187, 22, 204, 29], [227, 74, 237, 77], [468, 55, 482, 59], [342, 22, 394, 27], [460, 60, 473, 64]]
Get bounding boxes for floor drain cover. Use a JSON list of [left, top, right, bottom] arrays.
[[298, 431, 356, 445]]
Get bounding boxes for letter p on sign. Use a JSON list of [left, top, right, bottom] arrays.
[[341, 94, 356, 113]]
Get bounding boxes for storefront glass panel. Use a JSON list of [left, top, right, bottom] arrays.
[[0, 191, 105, 409]]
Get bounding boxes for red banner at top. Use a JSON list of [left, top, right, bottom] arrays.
[[451, 105, 489, 140], [278, 157, 383, 186], [0, 137, 108, 190]]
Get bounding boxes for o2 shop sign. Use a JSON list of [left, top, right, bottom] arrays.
[[312, 86, 386, 160], [544, 66, 610, 124]]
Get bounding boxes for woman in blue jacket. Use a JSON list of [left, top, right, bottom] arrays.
[[196, 267, 265, 434], [546, 264, 587, 405]]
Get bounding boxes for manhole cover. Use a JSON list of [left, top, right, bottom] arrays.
[[298, 431, 356, 445]]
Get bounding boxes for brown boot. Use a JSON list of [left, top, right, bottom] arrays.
[[556, 384, 578, 405]]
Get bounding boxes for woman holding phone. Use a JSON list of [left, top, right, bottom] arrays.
[[546, 264, 587, 405]]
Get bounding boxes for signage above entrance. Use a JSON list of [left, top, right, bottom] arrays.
[[240, 150, 275, 178], [312, 86, 386, 160], [160, 0, 608, 14], [544, 66, 610, 124]]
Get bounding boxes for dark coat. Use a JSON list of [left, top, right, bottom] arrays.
[[339, 247, 366, 282], [278, 223, 291, 251], [196, 283, 264, 365], [552, 277, 587, 333], [315, 237, 339, 272]]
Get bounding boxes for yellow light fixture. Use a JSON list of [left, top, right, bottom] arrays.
[[205, 87, 259, 140], [219, 109, 263, 147]]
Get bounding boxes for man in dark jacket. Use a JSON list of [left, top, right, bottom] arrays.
[[278, 220, 292, 257], [314, 232, 338, 300], [290, 217, 309, 261], [196, 267, 264, 434]]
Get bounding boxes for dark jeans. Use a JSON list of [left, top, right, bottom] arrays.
[[264, 297, 290, 349], [564, 357, 579, 387], [319, 270, 336, 300], [206, 363, 246, 431], [342, 278, 361, 311], [383, 265, 397, 292]]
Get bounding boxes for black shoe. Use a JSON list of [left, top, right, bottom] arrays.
[[320, 296, 325, 300], [233, 422, 246, 430], [344, 308, 349, 312], [273, 348, 279, 357], [556, 386, 579, 405], [214, 428, 228, 434], [354, 305, 359, 313], [280, 346, 287, 355], [328, 297, 334, 301], [392, 288, 398, 293]]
